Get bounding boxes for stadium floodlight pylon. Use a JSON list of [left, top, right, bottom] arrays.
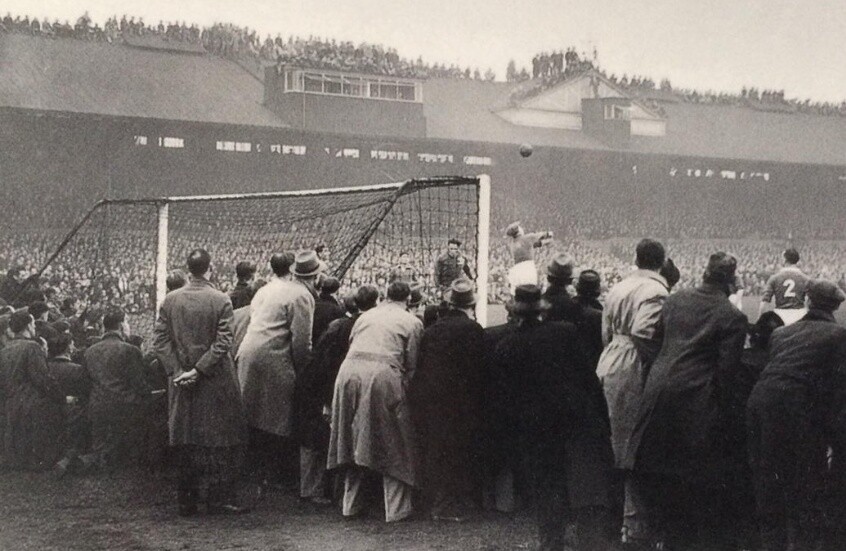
[[30, 175, 491, 335]]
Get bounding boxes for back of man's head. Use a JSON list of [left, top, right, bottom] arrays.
[[320, 277, 341, 297], [636, 239, 666, 271], [29, 301, 49, 320], [386, 281, 410, 303], [187, 249, 211, 277], [784, 248, 800, 265], [103, 309, 125, 332], [9, 311, 33, 334], [235, 261, 256, 280], [48, 332, 73, 358], [270, 251, 295, 277], [355, 285, 379, 312], [166, 269, 186, 292]]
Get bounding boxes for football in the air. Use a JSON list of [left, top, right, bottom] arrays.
[[519, 143, 533, 157]]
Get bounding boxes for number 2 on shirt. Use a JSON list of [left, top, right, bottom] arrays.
[[783, 279, 796, 298]]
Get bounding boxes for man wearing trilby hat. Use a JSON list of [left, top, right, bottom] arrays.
[[504, 221, 553, 295], [492, 284, 613, 551], [410, 278, 485, 522]]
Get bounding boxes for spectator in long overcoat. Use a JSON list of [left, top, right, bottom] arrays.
[[48, 333, 91, 477], [574, 269, 604, 367], [82, 309, 151, 469], [543, 254, 582, 323], [296, 287, 377, 503], [2, 311, 64, 470], [237, 251, 318, 486], [312, 276, 345, 342], [747, 280, 846, 551], [493, 285, 613, 551], [229, 261, 256, 310], [482, 307, 520, 513], [327, 281, 423, 522], [625, 252, 748, 550], [410, 278, 485, 521], [595, 239, 668, 544], [153, 249, 247, 516]]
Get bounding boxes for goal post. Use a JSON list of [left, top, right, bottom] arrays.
[[29, 175, 492, 338]]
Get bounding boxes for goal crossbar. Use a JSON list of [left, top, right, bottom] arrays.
[[24, 175, 491, 326]]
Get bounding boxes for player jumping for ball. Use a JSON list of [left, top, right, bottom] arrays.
[[505, 221, 553, 294], [758, 247, 809, 325]]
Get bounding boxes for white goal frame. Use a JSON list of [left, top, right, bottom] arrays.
[[153, 175, 492, 325]]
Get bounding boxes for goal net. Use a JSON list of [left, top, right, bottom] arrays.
[[30, 176, 490, 340]]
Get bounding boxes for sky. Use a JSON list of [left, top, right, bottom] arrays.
[[6, 0, 845, 102]]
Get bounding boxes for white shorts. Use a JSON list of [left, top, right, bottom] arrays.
[[773, 308, 807, 326], [508, 260, 537, 294]]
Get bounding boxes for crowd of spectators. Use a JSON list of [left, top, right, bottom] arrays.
[[6, 219, 846, 349], [4, 10, 844, 114], [507, 47, 846, 117], [0, 11, 496, 81]]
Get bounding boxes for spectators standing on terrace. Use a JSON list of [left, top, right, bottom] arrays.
[[1, 11, 496, 81]]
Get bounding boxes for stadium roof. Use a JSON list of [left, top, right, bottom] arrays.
[[424, 78, 846, 166], [1, 34, 844, 166], [0, 33, 284, 127]]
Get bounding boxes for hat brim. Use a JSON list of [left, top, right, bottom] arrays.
[[507, 299, 550, 316], [294, 260, 327, 278], [445, 290, 476, 308]]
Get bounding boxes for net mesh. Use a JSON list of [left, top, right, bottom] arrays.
[[33, 177, 481, 341]]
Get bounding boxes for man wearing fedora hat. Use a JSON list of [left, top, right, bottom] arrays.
[[543, 253, 582, 323], [237, 250, 322, 490], [575, 269, 603, 312], [747, 279, 846, 551], [492, 284, 613, 551], [572, 269, 605, 367], [505, 221, 553, 294], [410, 278, 485, 522]]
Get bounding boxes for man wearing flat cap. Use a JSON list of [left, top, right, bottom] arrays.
[[238, 250, 320, 489], [410, 278, 485, 521], [492, 284, 613, 551], [625, 252, 748, 550], [747, 280, 846, 551]]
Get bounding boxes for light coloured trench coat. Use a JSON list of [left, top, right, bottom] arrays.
[[236, 277, 314, 437], [595, 269, 668, 468], [327, 301, 424, 486]]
